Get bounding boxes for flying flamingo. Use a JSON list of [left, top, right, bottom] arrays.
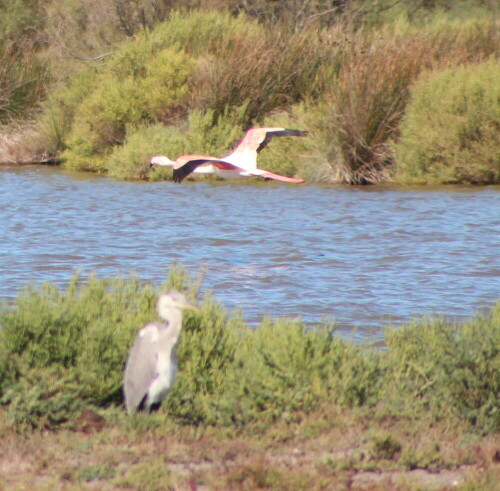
[[149, 127, 307, 184]]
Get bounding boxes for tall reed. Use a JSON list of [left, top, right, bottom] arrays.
[[0, 41, 50, 123]]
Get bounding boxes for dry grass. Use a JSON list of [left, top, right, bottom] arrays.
[[0, 123, 55, 165], [189, 25, 328, 126], [0, 404, 498, 490]]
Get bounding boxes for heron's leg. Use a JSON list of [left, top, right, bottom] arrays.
[[149, 401, 162, 412]]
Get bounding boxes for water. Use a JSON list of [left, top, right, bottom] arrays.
[[1, 166, 499, 342]]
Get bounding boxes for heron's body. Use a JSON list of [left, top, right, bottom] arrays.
[[123, 291, 195, 414], [150, 127, 307, 184]]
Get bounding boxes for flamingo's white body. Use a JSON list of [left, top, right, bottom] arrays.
[[149, 155, 216, 176], [150, 127, 307, 184]]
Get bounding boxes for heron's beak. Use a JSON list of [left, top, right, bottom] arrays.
[[149, 162, 155, 168], [183, 304, 199, 311]]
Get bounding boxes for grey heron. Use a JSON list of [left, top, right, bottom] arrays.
[[123, 290, 197, 414], [149, 127, 307, 183]]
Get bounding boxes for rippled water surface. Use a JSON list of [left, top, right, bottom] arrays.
[[1, 166, 499, 342]]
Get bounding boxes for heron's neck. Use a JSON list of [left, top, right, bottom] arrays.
[[165, 310, 183, 341]]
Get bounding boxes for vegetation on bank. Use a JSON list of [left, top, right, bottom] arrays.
[[1, 1, 499, 184], [0, 267, 498, 436], [0, 267, 498, 488]]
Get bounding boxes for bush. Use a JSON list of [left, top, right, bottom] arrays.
[[0, 272, 166, 427], [60, 46, 194, 172], [40, 10, 329, 176], [165, 293, 242, 425], [1, 366, 84, 431], [394, 59, 500, 184], [384, 302, 500, 433]]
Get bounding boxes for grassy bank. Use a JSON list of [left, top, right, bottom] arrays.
[[1, 2, 498, 184], [0, 268, 498, 488]]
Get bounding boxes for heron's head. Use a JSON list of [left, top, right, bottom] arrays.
[[156, 290, 198, 320], [149, 155, 175, 168]]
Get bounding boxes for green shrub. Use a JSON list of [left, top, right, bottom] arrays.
[[394, 59, 500, 184], [40, 10, 329, 176], [384, 302, 500, 433], [61, 46, 194, 172], [212, 319, 358, 426], [107, 107, 310, 181], [0, 366, 84, 431], [165, 294, 242, 425], [0, 272, 167, 421]]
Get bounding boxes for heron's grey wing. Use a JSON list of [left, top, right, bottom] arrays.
[[123, 323, 160, 413]]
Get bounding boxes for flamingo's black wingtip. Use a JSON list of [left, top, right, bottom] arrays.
[[284, 129, 308, 137]]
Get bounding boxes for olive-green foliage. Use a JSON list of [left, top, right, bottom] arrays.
[[170, 316, 384, 428], [394, 59, 500, 184], [38, 69, 99, 154], [107, 107, 310, 180], [53, 11, 261, 172], [166, 294, 243, 425], [224, 319, 341, 425], [61, 45, 194, 172], [0, 366, 83, 431], [0, 273, 159, 428], [384, 303, 500, 433], [220, 318, 377, 426]]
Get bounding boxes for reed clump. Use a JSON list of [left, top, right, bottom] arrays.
[[296, 17, 499, 183], [0, 41, 50, 124], [0, 268, 498, 435]]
